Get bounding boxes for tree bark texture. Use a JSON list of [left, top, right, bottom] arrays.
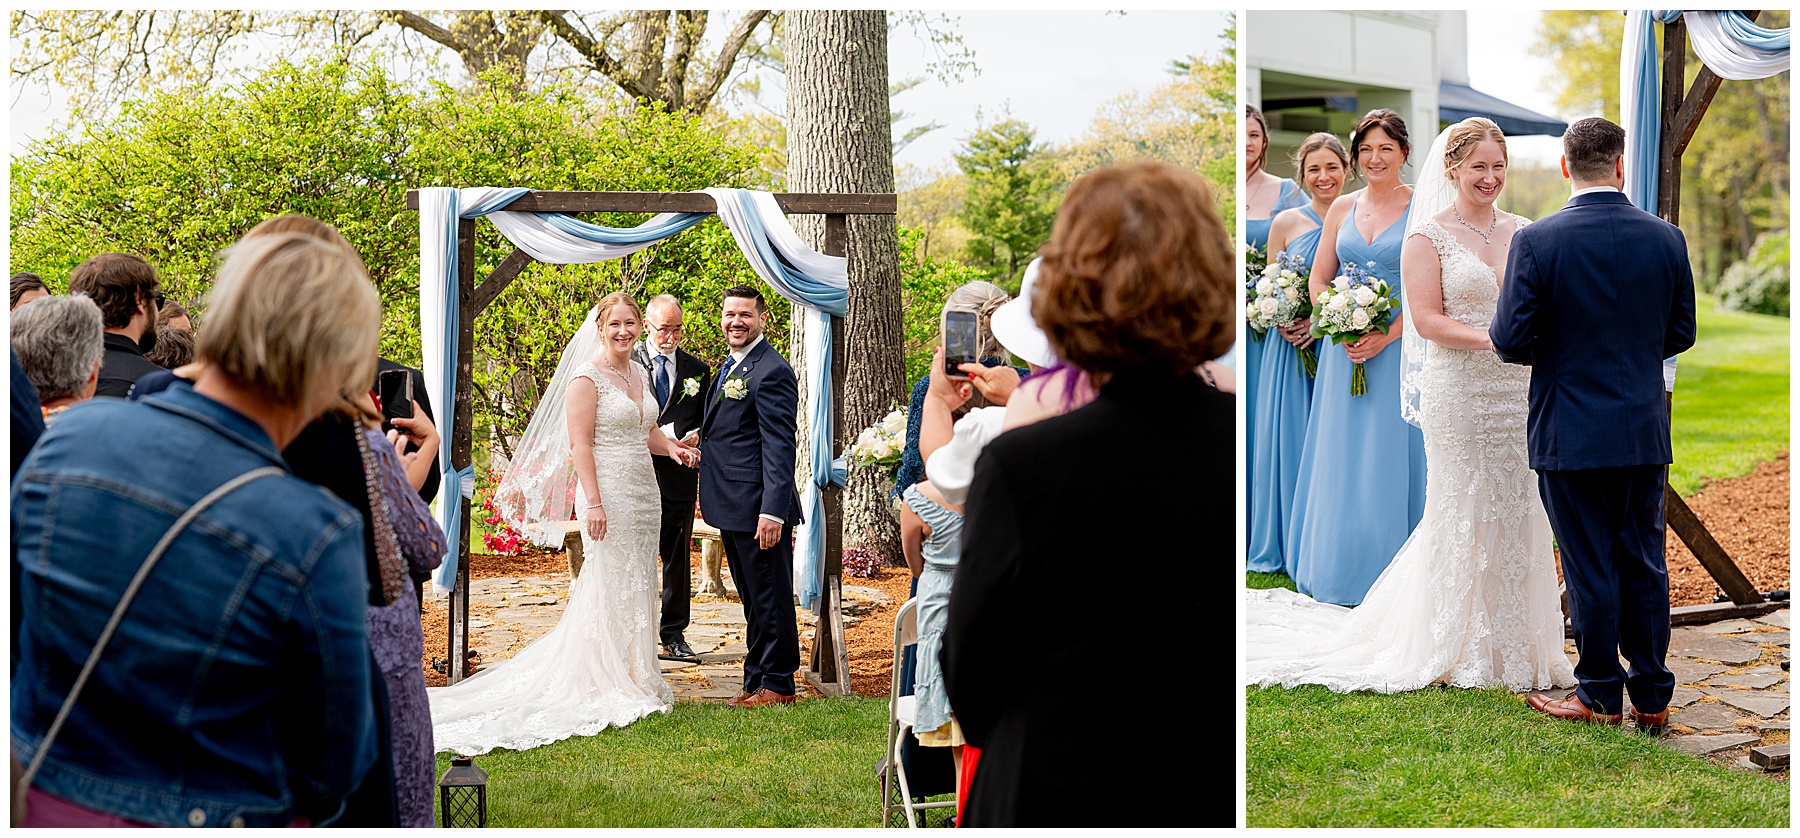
[[785, 11, 905, 563]]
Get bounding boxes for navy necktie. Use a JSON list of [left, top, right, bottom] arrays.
[[715, 355, 737, 399], [654, 354, 670, 406]]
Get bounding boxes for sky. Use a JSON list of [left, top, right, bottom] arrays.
[[1464, 10, 1568, 167], [9, 11, 1233, 168]]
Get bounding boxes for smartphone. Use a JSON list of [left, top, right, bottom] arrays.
[[378, 369, 414, 425], [943, 310, 980, 379]]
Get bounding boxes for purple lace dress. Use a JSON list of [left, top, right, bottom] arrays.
[[365, 430, 444, 828]]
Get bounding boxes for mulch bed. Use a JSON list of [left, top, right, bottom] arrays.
[[1665, 451, 1790, 607]]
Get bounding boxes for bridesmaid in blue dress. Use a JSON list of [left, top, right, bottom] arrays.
[[1245, 104, 1307, 536], [1285, 109, 1428, 606], [1246, 133, 1349, 574]]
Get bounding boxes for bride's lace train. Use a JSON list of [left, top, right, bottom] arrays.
[[1245, 218, 1576, 695]]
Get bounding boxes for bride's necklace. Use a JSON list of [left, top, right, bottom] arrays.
[[603, 354, 635, 394], [1453, 203, 1498, 244]]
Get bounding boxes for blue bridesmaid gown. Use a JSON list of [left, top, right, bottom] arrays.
[[1283, 194, 1428, 606], [1245, 178, 1306, 542], [1245, 205, 1321, 573]]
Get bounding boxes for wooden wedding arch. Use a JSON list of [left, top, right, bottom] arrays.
[[1652, 11, 1785, 624], [404, 189, 897, 693]]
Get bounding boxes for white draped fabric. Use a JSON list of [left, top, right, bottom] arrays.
[[418, 187, 848, 608]]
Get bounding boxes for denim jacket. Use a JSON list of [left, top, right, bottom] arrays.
[[11, 383, 376, 828]]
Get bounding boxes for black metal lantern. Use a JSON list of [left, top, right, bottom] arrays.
[[438, 755, 489, 827]]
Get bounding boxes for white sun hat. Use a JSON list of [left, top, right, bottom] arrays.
[[924, 406, 1009, 505], [988, 258, 1056, 369]]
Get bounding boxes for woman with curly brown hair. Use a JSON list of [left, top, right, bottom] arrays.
[[940, 161, 1232, 828]]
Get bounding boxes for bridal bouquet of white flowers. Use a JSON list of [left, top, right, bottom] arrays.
[[1247, 249, 1318, 378], [1310, 260, 1399, 396], [1244, 242, 1269, 341], [845, 406, 908, 470]]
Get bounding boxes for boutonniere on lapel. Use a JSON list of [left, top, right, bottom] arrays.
[[722, 374, 750, 401], [670, 376, 702, 407]]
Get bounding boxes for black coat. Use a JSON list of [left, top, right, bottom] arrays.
[[942, 369, 1228, 827], [633, 344, 713, 500], [97, 332, 166, 399]]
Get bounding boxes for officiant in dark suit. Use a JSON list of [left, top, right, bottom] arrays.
[[633, 294, 713, 661]]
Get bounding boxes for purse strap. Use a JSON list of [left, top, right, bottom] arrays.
[[14, 466, 286, 815], [354, 427, 408, 606]]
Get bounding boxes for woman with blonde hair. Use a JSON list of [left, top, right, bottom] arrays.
[[13, 232, 381, 827]]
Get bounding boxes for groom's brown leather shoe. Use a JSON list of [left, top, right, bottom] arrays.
[[724, 690, 754, 707], [1629, 707, 1671, 736], [737, 688, 797, 708], [1527, 692, 1623, 725]]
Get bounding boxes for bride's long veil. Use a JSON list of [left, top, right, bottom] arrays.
[[491, 305, 601, 548], [1398, 124, 1458, 428]]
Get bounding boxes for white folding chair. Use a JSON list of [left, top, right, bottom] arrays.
[[881, 598, 957, 828]]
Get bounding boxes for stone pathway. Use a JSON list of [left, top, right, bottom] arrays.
[[1584, 608, 1790, 774], [424, 566, 890, 703]]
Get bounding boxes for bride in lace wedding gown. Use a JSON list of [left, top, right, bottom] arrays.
[[431, 295, 693, 755], [1246, 119, 1576, 694]]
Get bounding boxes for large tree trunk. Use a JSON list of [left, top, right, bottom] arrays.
[[785, 11, 905, 564]]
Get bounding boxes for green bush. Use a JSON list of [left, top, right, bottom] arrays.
[[1714, 231, 1789, 317], [10, 59, 775, 468]]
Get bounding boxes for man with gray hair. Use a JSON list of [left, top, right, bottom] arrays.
[[9, 294, 105, 426], [631, 293, 713, 662]]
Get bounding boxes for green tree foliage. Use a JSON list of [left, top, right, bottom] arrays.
[[1531, 10, 1789, 288], [1715, 231, 1789, 317], [10, 59, 774, 463], [896, 227, 991, 384], [954, 117, 1060, 289]]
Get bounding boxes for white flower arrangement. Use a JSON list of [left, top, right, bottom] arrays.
[[722, 377, 749, 400], [1310, 261, 1400, 396], [845, 406, 907, 471], [682, 377, 701, 397], [1245, 249, 1318, 377]]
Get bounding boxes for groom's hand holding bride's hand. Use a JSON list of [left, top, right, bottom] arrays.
[[672, 441, 700, 468]]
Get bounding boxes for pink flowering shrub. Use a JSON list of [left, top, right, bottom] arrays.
[[841, 546, 885, 579]]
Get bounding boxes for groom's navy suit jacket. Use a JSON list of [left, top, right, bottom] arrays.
[[1489, 190, 1696, 472], [697, 338, 803, 532]]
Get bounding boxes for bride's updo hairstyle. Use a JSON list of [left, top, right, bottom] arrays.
[[1290, 132, 1351, 195], [1443, 117, 1507, 183], [594, 290, 643, 325], [1348, 108, 1411, 179], [1034, 161, 1232, 379]]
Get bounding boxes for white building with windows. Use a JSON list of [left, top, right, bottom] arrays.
[[1247, 10, 1564, 178]]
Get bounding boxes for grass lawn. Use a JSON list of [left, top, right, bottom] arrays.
[[1669, 294, 1789, 495], [1247, 685, 1789, 827], [1244, 297, 1791, 827], [432, 698, 890, 827]]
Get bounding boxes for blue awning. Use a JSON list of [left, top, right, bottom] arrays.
[[1320, 82, 1567, 138]]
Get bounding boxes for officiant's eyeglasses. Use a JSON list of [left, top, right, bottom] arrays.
[[653, 325, 683, 337]]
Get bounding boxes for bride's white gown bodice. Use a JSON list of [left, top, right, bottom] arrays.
[[430, 361, 673, 755], [1247, 216, 1577, 693]]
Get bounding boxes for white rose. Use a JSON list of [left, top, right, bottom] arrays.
[[1262, 263, 1280, 279], [723, 378, 749, 400], [1332, 276, 1350, 292], [1351, 309, 1372, 330], [1257, 297, 1279, 316], [1285, 288, 1301, 302], [683, 377, 701, 397], [881, 412, 906, 434], [1255, 279, 1275, 297], [1328, 295, 1349, 312], [1353, 287, 1377, 307]]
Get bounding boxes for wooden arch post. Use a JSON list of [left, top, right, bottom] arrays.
[[1653, 12, 1782, 621], [405, 189, 897, 690]]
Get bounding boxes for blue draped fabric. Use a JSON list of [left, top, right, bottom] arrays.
[[1718, 10, 1787, 49], [425, 187, 848, 598], [1625, 12, 1666, 213]]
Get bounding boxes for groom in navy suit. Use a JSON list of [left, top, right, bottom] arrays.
[[698, 285, 804, 707], [1490, 117, 1696, 730]]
